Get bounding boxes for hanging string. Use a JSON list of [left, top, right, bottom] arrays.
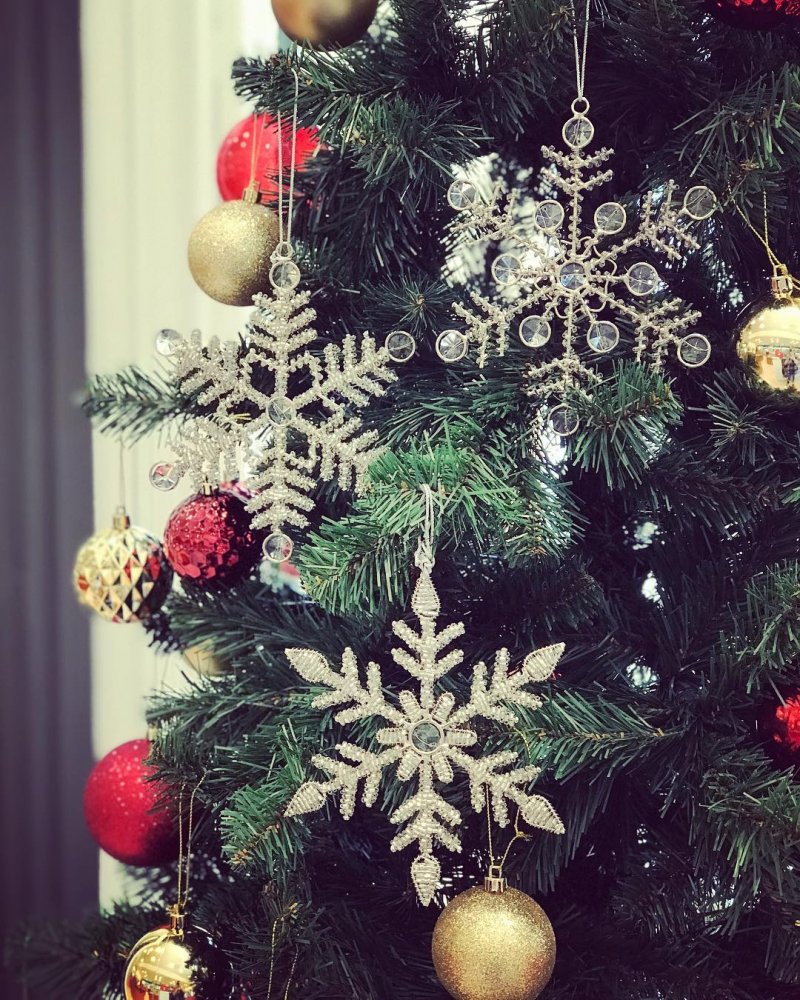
[[266, 915, 299, 1000], [415, 484, 436, 570], [731, 190, 799, 291], [569, 0, 591, 101], [275, 68, 301, 253], [484, 786, 529, 879], [175, 773, 206, 913], [118, 441, 127, 511]]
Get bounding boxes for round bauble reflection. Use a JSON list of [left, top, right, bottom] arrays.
[[736, 295, 800, 394]]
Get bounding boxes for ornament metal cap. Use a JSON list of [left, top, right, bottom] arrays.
[[168, 904, 185, 937], [771, 270, 795, 300], [242, 182, 260, 206], [112, 505, 131, 530], [484, 864, 508, 894]]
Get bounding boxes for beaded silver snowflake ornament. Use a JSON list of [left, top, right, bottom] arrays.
[[442, 0, 717, 435], [284, 494, 564, 904]]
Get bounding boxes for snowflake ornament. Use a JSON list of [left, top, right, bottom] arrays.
[[445, 97, 717, 434], [155, 270, 403, 563], [284, 546, 564, 904]]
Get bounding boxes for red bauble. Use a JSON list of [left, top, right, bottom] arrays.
[[84, 739, 178, 866], [216, 114, 319, 202], [706, 0, 800, 28], [163, 488, 262, 585], [774, 695, 800, 752]]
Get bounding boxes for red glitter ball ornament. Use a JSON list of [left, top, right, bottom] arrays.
[[163, 487, 262, 585], [83, 739, 178, 866], [706, 0, 800, 28], [216, 114, 319, 202], [774, 695, 800, 752]]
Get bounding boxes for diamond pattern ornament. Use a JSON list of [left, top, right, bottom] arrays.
[[169, 278, 399, 562], [73, 507, 172, 623], [448, 97, 716, 432], [284, 553, 565, 904]]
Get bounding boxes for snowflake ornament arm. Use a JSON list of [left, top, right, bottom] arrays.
[[284, 542, 564, 904], [445, 100, 717, 435]]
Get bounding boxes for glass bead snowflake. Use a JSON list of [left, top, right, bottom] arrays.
[[445, 98, 717, 433], [284, 550, 564, 904], [158, 273, 400, 562]]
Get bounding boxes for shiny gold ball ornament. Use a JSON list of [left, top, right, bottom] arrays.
[[272, 0, 378, 47], [124, 926, 199, 1000], [187, 189, 280, 306], [73, 506, 172, 623], [123, 910, 229, 1000], [432, 872, 556, 1000], [736, 273, 800, 395]]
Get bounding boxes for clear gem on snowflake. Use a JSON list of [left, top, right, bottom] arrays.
[[683, 186, 717, 221], [519, 316, 552, 349], [677, 333, 711, 368], [594, 202, 626, 235], [587, 321, 620, 354], [563, 114, 594, 149], [263, 530, 294, 564], [625, 263, 660, 297], [448, 179, 479, 210], [266, 396, 295, 426], [550, 402, 580, 437], [167, 277, 403, 550], [155, 328, 183, 357], [385, 330, 417, 363], [270, 260, 301, 290], [436, 329, 469, 362], [149, 462, 180, 491], [534, 200, 564, 232], [492, 253, 522, 286], [450, 99, 716, 409], [283, 557, 565, 904]]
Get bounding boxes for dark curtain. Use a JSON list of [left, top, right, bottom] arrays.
[[0, 0, 96, 963]]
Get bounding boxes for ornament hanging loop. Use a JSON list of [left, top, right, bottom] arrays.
[[571, 96, 590, 116]]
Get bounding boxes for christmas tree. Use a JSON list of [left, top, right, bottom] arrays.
[[12, 1, 800, 998]]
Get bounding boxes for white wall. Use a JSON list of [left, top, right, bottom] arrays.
[[81, 0, 279, 904]]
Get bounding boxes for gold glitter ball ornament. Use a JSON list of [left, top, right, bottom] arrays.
[[272, 0, 378, 47], [187, 193, 280, 306], [73, 507, 172, 623], [432, 875, 556, 1000], [736, 279, 800, 395]]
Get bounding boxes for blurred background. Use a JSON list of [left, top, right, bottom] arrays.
[[1, 0, 279, 959]]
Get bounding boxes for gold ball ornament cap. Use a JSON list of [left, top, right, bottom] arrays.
[[736, 293, 800, 395], [272, 0, 378, 47], [73, 507, 172, 624], [432, 880, 556, 1000], [187, 197, 280, 306]]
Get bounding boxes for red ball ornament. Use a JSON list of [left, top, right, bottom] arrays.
[[163, 487, 262, 585], [774, 694, 800, 752], [216, 114, 319, 203], [706, 0, 800, 29], [84, 739, 178, 866]]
